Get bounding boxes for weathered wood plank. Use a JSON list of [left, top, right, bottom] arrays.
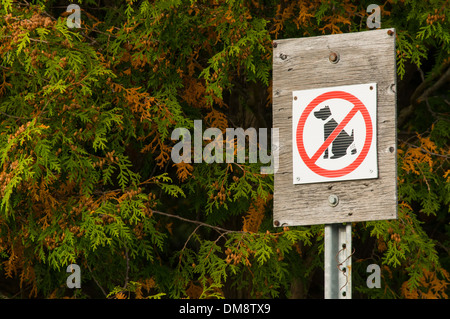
[[273, 29, 397, 226]]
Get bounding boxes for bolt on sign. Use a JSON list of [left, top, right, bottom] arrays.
[[272, 29, 398, 227]]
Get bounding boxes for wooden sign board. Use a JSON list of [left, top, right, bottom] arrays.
[[273, 29, 397, 227]]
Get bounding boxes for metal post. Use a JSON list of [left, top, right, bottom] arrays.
[[324, 223, 352, 299]]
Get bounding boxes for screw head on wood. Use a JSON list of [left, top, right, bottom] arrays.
[[387, 30, 394, 36], [274, 220, 280, 227], [273, 42, 278, 48], [329, 52, 339, 63], [328, 194, 339, 207]]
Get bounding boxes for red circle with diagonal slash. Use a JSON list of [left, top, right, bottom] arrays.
[[296, 91, 373, 178]]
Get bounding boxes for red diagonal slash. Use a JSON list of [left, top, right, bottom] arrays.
[[310, 106, 359, 163]]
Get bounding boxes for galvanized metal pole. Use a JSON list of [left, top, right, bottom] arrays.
[[324, 223, 352, 299]]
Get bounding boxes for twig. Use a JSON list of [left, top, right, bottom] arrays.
[[182, 225, 202, 253], [151, 209, 245, 235], [0, 291, 9, 299], [417, 67, 450, 104], [398, 65, 450, 127], [29, 38, 49, 44], [0, 111, 33, 120], [404, 142, 450, 159], [204, 230, 233, 261], [436, 241, 450, 256], [416, 162, 431, 192], [123, 246, 130, 292], [86, 262, 108, 298]]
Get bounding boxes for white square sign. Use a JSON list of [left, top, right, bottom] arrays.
[[292, 83, 377, 184]]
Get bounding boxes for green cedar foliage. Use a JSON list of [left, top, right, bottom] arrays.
[[0, 0, 448, 299]]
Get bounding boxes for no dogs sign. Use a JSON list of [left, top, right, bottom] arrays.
[[292, 83, 377, 184], [272, 29, 397, 226]]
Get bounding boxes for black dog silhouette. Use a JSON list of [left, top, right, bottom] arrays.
[[313, 105, 356, 159]]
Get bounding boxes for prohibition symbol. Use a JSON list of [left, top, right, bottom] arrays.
[[292, 83, 377, 184]]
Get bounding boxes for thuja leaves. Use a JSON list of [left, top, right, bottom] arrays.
[[0, 0, 448, 299]]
